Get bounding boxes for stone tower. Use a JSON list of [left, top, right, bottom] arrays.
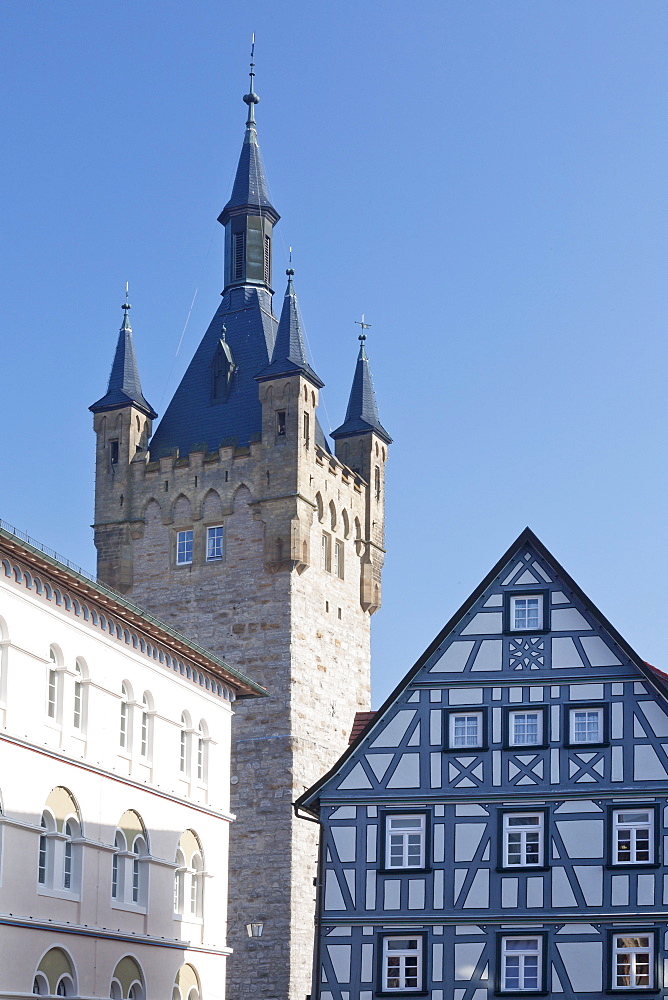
[[90, 66, 391, 1000]]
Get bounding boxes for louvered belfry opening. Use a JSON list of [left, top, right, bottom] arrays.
[[233, 232, 245, 281]]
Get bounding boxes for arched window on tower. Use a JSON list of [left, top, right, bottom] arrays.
[[374, 465, 381, 501]]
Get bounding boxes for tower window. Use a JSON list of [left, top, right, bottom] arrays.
[[334, 541, 344, 579], [110, 440, 119, 465], [176, 530, 194, 566], [374, 465, 381, 500], [321, 533, 331, 572], [206, 526, 224, 561], [303, 412, 310, 447], [233, 232, 245, 280], [276, 411, 286, 436], [264, 233, 271, 285]]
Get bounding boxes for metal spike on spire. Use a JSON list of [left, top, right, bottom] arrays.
[[243, 32, 260, 125], [121, 282, 132, 330]]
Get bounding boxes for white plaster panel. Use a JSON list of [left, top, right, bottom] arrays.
[[492, 707, 501, 744], [463, 869, 489, 908], [612, 701, 624, 739], [611, 745, 623, 781], [634, 717, 647, 737], [551, 686, 560, 697], [532, 562, 552, 582], [551, 608, 592, 631], [434, 824, 445, 863], [326, 945, 351, 984], [430, 640, 475, 672], [573, 866, 603, 906], [556, 924, 599, 934], [551, 970, 563, 994], [367, 806, 377, 817], [635, 683, 648, 694], [408, 879, 425, 909], [433, 868, 444, 908], [638, 874, 655, 905], [454, 991, 465, 1000], [454, 869, 466, 903], [449, 688, 484, 706], [472, 990, 487, 1000], [579, 635, 622, 667], [493, 750, 501, 785], [330, 806, 357, 819], [483, 594, 503, 607], [456, 804, 488, 816], [501, 561, 524, 585], [454, 943, 485, 980], [550, 748, 559, 783], [386, 753, 421, 788], [527, 876, 543, 907], [430, 710, 442, 745], [370, 710, 416, 748], [431, 752, 442, 789], [455, 824, 485, 862], [509, 687, 523, 703], [555, 820, 604, 858], [324, 869, 345, 910], [569, 684, 604, 700], [663, 875, 668, 905], [471, 640, 502, 671], [343, 869, 355, 905], [611, 875, 629, 906], [361, 944, 373, 983], [634, 744, 668, 780], [408, 691, 420, 703], [407, 723, 421, 747], [332, 826, 357, 862], [555, 942, 602, 992], [638, 701, 668, 737], [456, 926, 485, 934], [461, 613, 503, 636], [435, 804, 445, 816], [365, 870, 375, 910], [366, 753, 393, 782], [327, 927, 351, 936], [551, 866, 578, 906], [554, 800, 600, 813], [320, 992, 333, 1000], [501, 878, 518, 908], [383, 880, 400, 910], [432, 942, 444, 982], [432, 992, 443, 1000], [551, 705, 560, 741], [430, 689, 442, 702], [366, 825, 377, 864], [530, 687, 544, 702], [338, 761, 372, 790], [552, 591, 569, 604], [516, 569, 539, 585]]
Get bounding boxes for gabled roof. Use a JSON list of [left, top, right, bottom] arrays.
[[90, 306, 156, 418], [296, 527, 668, 815], [331, 337, 391, 444], [256, 272, 323, 388]]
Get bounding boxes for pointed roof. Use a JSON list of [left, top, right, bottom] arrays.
[[90, 301, 157, 418], [331, 336, 391, 444], [218, 85, 279, 226], [256, 271, 323, 387], [296, 527, 668, 815]]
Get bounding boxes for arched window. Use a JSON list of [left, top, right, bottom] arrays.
[[47, 648, 58, 719], [180, 712, 191, 775], [174, 831, 205, 921], [56, 975, 75, 996], [73, 662, 82, 729], [190, 852, 203, 918], [38, 814, 49, 884], [110, 982, 122, 1000], [140, 692, 152, 758], [131, 834, 147, 904], [196, 720, 208, 784], [174, 848, 185, 914], [63, 820, 74, 889], [110, 957, 144, 1000], [111, 830, 126, 899], [120, 684, 129, 748], [374, 465, 381, 500], [173, 963, 201, 1000], [113, 812, 147, 906], [33, 974, 49, 995], [33, 948, 76, 998]]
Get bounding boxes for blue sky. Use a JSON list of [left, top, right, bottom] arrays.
[[1, 2, 667, 704]]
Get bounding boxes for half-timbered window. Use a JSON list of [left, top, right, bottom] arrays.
[[612, 809, 654, 865], [449, 711, 484, 748], [510, 595, 542, 631], [500, 936, 542, 992], [385, 814, 426, 869], [612, 933, 654, 989], [508, 709, 543, 746], [502, 812, 544, 868], [568, 706, 604, 745], [380, 935, 423, 992]]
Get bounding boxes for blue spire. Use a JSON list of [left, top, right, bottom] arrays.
[[218, 42, 279, 226], [331, 332, 391, 444], [257, 270, 323, 387], [90, 293, 157, 418]]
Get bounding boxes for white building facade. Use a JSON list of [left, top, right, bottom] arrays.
[[0, 522, 264, 1000]]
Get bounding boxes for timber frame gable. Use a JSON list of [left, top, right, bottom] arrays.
[[297, 528, 668, 1000]]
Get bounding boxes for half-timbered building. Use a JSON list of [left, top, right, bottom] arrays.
[[297, 528, 668, 1000]]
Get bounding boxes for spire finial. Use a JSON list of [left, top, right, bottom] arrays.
[[355, 314, 371, 345], [243, 33, 260, 125], [121, 282, 132, 330]]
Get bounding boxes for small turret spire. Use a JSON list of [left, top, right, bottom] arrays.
[[256, 269, 323, 387], [331, 321, 392, 444], [89, 291, 157, 418]]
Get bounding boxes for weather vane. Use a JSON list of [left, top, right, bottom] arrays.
[[122, 281, 131, 313], [355, 314, 371, 342]]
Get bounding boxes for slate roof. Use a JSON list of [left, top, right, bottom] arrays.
[[218, 100, 279, 225], [90, 306, 157, 418], [331, 338, 391, 444], [256, 272, 323, 388]]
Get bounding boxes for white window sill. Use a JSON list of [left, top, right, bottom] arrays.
[[112, 901, 147, 915], [38, 886, 80, 901]]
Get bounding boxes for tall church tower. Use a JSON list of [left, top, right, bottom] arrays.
[[91, 61, 390, 1000]]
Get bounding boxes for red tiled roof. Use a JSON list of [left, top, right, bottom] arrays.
[[349, 711, 377, 744]]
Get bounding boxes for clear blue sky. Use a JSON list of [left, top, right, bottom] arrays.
[[1, 2, 667, 705]]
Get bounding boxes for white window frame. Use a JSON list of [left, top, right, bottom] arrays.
[[613, 809, 654, 866], [381, 935, 423, 992], [176, 529, 194, 566], [569, 706, 603, 745], [500, 935, 542, 992], [502, 812, 544, 868], [509, 709, 543, 747], [334, 540, 344, 579], [509, 594, 543, 631], [206, 525, 224, 562], [321, 532, 331, 572], [385, 814, 426, 870], [612, 933, 654, 989], [449, 711, 484, 749]]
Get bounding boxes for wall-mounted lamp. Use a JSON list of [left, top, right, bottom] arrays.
[[246, 922, 264, 938]]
